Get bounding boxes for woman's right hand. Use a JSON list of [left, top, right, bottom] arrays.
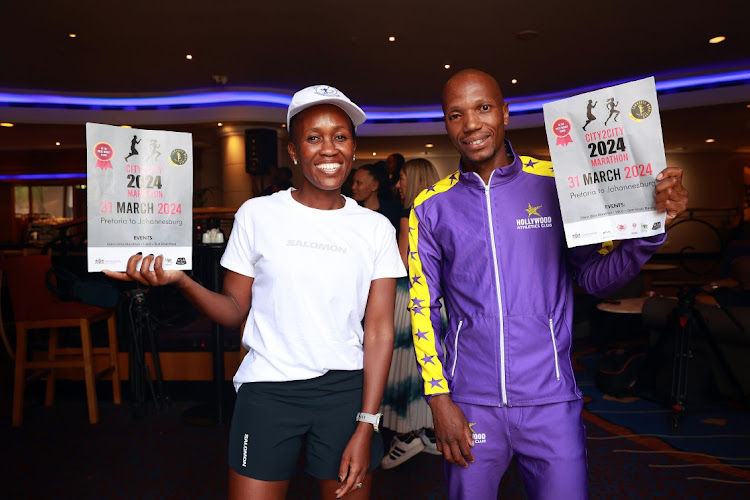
[[103, 253, 187, 288]]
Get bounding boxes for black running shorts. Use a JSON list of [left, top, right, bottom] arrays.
[[228, 370, 384, 481]]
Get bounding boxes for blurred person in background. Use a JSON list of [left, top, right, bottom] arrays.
[[381, 158, 445, 469], [386, 153, 406, 199], [351, 163, 402, 235]]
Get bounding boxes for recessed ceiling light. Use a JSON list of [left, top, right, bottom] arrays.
[[516, 30, 539, 41], [372, 152, 377, 156], [511, 78, 518, 84], [705, 138, 715, 143], [0, 122, 14, 127], [55, 142, 61, 146], [68, 33, 77, 38], [120, 125, 132, 128], [425, 143, 434, 148], [388, 36, 396, 42], [217, 122, 223, 127], [444, 64, 451, 70], [281, 123, 286, 128], [708, 36, 726, 44], [186, 54, 193, 60]]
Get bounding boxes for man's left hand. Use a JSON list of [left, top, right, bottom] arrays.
[[655, 167, 689, 227]]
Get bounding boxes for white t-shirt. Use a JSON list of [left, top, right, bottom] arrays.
[[221, 188, 406, 389]]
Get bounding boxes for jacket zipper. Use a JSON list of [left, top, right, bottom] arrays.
[[451, 320, 463, 377], [477, 173, 508, 406], [548, 318, 561, 380]]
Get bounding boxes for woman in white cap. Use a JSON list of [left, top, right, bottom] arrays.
[[105, 84, 405, 499]]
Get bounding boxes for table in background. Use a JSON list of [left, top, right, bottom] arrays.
[[596, 297, 649, 314], [640, 263, 678, 296], [593, 297, 651, 347]]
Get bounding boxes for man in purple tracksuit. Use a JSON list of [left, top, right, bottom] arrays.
[[407, 69, 689, 499]]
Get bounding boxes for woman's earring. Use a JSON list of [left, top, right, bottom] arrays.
[[293, 159, 298, 165], [353, 154, 356, 161]]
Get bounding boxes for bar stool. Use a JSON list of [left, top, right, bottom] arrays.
[[4, 254, 121, 427]]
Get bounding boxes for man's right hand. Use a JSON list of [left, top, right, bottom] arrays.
[[428, 394, 475, 467]]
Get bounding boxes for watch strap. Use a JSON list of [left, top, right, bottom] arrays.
[[355, 411, 382, 432]]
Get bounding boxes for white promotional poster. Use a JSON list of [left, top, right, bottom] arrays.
[[543, 77, 667, 248], [86, 123, 193, 272]]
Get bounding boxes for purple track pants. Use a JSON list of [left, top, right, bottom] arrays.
[[444, 399, 588, 500]]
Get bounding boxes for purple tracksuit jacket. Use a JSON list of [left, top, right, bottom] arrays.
[[408, 142, 665, 408]]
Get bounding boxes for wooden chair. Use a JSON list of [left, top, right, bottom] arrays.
[[0, 247, 49, 360], [0, 269, 13, 360], [4, 254, 121, 427]]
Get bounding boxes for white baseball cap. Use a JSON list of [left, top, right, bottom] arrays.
[[287, 84, 367, 131]]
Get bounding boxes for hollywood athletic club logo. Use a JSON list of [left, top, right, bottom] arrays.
[[516, 202, 552, 230], [468, 423, 487, 444]]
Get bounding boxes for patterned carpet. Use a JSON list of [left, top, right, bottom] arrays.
[[576, 346, 750, 499], [1, 342, 748, 499]]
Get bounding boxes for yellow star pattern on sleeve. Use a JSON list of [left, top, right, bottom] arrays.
[[409, 172, 460, 396]]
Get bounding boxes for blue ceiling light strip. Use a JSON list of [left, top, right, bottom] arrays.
[[0, 69, 747, 123], [655, 70, 750, 91], [365, 69, 750, 122], [0, 173, 87, 181], [1, 70, 747, 181], [365, 109, 444, 121], [0, 91, 291, 108]]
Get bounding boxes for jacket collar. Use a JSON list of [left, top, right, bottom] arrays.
[[458, 140, 522, 188]]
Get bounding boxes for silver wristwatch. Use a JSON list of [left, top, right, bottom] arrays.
[[355, 412, 382, 432]]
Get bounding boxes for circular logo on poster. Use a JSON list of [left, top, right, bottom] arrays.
[[93, 142, 114, 170], [169, 149, 188, 166], [93, 142, 113, 161], [552, 118, 571, 137], [630, 100, 652, 121], [552, 118, 573, 146]]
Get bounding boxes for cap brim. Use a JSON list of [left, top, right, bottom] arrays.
[[287, 99, 366, 129]]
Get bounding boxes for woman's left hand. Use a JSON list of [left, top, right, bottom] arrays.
[[334, 426, 372, 498]]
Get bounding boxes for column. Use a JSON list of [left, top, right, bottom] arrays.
[[218, 124, 253, 207]]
